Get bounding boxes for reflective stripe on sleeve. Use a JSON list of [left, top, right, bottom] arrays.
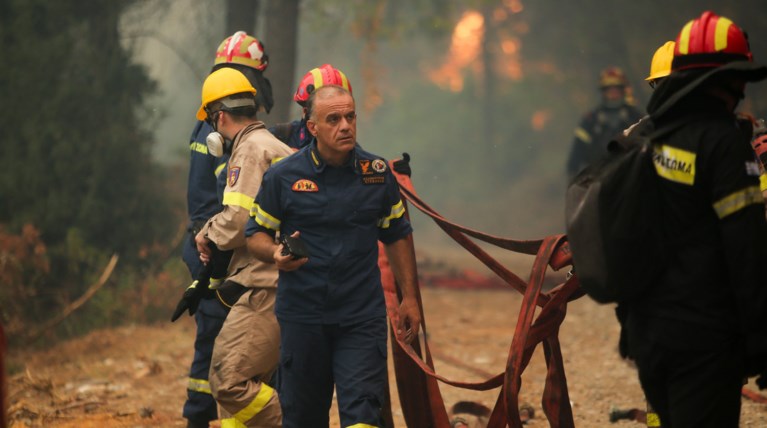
[[271, 156, 285, 165], [346, 424, 378, 428], [190, 142, 208, 155], [187, 377, 212, 394], [222, 192, 254, 210], [712, 185, 763, 219], [574, 127, 591, 144], [378, 200, 406, 229], [215, 162, 227, 177], [253, 204, 281, 231], [233, 383, 275, 424]]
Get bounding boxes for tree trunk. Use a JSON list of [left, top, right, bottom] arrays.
[[264, 0, 300, 125], [225, 0, 259, 36]]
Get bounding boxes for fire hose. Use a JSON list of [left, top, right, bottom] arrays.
[[381, 163, 583, 428]]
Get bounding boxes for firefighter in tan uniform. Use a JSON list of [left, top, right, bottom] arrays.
[[194, 67, 293, 427]]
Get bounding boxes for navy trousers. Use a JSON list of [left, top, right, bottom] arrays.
[[278, 317, 388, 428]]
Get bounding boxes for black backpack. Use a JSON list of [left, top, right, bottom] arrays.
[[564, 117, 691, 303]]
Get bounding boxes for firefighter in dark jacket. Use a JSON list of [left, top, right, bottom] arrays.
[[177, 31, 273, 428], [566, 67, 644, 178], [268, 64, 353, 150], [625, 11, 767, 427]]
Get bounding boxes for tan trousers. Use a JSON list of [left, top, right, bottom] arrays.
[[209, 287, 281, 427]]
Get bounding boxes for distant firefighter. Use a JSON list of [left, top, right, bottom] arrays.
[[566, 66, 644, 179]]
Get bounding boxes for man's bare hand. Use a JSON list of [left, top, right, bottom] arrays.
[[273, 231, 308, 271], [195, 231, 212, 264], [396, 296, 421, 344]]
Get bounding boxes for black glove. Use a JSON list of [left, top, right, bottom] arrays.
[[392, 152, 411, 177], [171, 277, 212, 322], [170, 242, 233, 322]]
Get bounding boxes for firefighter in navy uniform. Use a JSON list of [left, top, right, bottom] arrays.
[[246, 85, 421, 427], [269, 64, 353, 150], [625, 11, 767, 427], [566, 67, 644, 178], [177, 31, 273, 428]]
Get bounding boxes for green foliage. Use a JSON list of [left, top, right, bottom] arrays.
[[0, 0, 173, 254], [0, 0, 182, 341]]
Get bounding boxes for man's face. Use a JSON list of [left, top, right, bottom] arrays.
[[307, 92, 357, 157], [602, 86, 625, 103]]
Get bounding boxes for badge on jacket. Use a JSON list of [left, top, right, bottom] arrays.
[[228, 167, 241, 187], [292, 179, 319, 192]]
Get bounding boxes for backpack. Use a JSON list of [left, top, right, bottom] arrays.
[[564, 117, 691, 303]]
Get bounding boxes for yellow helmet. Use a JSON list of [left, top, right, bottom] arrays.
[[196, 68, 257, 121], [645, 41, 676, 81]]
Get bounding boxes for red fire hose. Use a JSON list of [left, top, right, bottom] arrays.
[[382, 164, 583, 428]]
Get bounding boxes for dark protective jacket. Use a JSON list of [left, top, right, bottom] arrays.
[[268, 119, 312, 150], [187, 120, 230, 225], [627, 83, 767, 371], [566, 102, 644, 178]]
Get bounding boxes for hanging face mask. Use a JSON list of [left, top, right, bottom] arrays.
[[206, 132, 229, 157], [205, 110, 232, 157]]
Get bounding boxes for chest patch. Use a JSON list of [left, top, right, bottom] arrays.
[[292, 179, 319, 192], [652, 145, 696, 185], [359, 160, 373, 175], [228, 167, 241, 187], [363, 176, 385, 185], [372, 159, 387, 173]]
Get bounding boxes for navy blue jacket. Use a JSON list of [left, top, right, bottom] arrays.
[[246, 143, 411, 325]]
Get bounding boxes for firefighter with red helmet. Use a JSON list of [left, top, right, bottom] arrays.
[[269, 63, 353, 150], [623, 11, 767, 426], [566, 66, 644, 178], [175, 31, 275, 428]]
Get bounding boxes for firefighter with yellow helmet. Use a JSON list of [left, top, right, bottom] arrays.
[[193, 66, 293, 427], [623, 11, 767, 426], [566, 66, 644, 178], [173, 31, 284, 428]]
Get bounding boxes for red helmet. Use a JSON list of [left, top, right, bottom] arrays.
[[214, 31, 268, 71], [599, 67, 628, 88], [672, 11, 752, 71], [753, 133, 767, 161], [293, 64, 352, 105]]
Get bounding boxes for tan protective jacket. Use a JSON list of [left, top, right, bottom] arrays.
[[200, 122, 293, 288]]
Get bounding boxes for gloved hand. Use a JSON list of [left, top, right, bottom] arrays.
[[171, 276, 212, 322], [392, 152, 411, 177]]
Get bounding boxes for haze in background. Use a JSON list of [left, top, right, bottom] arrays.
[[125, 0, 767, 256]]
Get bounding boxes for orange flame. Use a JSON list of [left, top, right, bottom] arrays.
[[428, 2, 527, 92], [427, 10, 484, 92], [531, 109, 551, 131]]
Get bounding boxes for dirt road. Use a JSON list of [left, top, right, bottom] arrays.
[[6, 284, 767, 427]]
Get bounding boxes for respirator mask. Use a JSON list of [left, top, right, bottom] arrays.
[[205, 110, 232, 157]]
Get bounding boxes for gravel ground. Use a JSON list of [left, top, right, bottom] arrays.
[[6, 283, 767, 427]]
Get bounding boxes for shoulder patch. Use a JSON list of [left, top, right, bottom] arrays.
[[652, 145, 696, 185], [292, 179, 319, 192], [228, 167, 241, 187], [371, 159, 387, 173]]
